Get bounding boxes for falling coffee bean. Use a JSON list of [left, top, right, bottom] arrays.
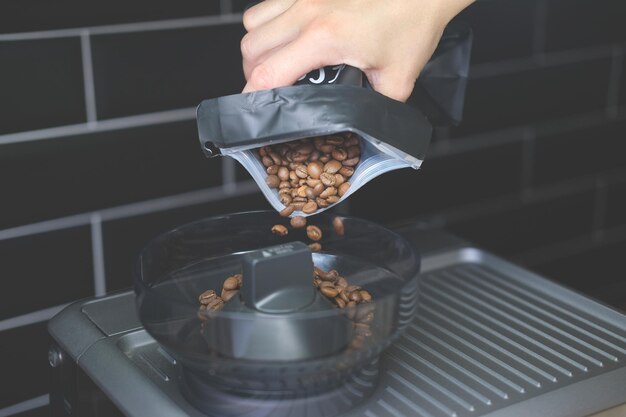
[[290, 216, 307, 229], [306, 225, 322, 241], [271, 224, 288, 236], [333, 217, 345, 236], [309, 243, 322, 252]]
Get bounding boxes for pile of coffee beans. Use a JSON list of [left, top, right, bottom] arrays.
[[256, 132, 361, 216], [312, 266, 374, 349], [197, 273, 242, 316]]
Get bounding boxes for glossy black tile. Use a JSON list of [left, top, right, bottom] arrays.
[[531, 240, 626, 299], [102, 190, 267, 291], [13, 405, 50, 417], [0, 227, 93, 320], [0, 38, 85, 135], [606, 178, 626, 229], [92, 24, 245, 119], [454, 0, 536, 64], [0, 0, 219, 34], [447, 189, 595, 257], [0, 322, 49, 409], [348, 141, 524, 224], [532, 120, 626, 185], [0, 121, 221, 230], [545, 0, 626, 51], [451, 57, 612, 137]]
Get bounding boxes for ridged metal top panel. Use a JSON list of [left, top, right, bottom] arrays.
[[349, 249, 626, 417]]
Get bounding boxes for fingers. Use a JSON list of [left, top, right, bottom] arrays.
[[243, 32, 342, 92], [243, 0, 297, 31], [241, 11, 303, 79]]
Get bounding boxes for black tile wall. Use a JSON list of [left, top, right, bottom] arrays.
[[532, 119, 626, 185], [545, 0, 626, 52], [0, 0, 220, 34], [91, 24, 245, 120], [532, 240, 626, 297], [0, 227, 93, 320], [349, 142, 524, 224], [447, 189, 595, 257], [454, 0, 536, 64], [13, 406, 49, 417], [0, 38, 85, 135], [606, 178, 626, 228], [0, 322, 49, 409], [0, 121, 220, 230], [233, 0, 258, 12], [451, 57, 612, 137], [102, 191, 267, 291], [619, 61, 626, 108]]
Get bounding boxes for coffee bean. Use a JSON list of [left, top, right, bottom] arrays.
[[293, 196, 308, 203], [346, 145, 361, 159], [266, 165, 279, 175], [207, 296, 224, 310], [302, 201, 318, 214], [221, 289, 238, 302], [326, 136, 345, 145], [326, 195, 340, 204], [360, 290, 372, 302], [334, 174, 345, 186], [289, 170, 298, 181], [316, 197, 330, 208], [291, 201, 306, 210], [223, 276, 240, 290], [306, 225, 322, 241], [337, 277, 348, 289], [338, 182, 350, 197], [290, 216, 307, 229], [277, 166, 289, 181], [261, 155, 273, 167], [333, 217, 345, 236], [258, 147, 268, 157], [307, 178, 321, 187], [309, 150, 320, 161], [332, 148, 347, 161], [320, 286, 338, 298], [199, 289, 217, 305], [297, 185, 309, 198], [349, 290, 363, 303], [296, 142, 314, 154], [309, 243, 322, 252], [339, 166, 354, 177], [324, 160, 342, 174], [342, 157, 360, 167], [313, 137, 325, 149], [319, 155, 331, 163], [279, 181, 291, 190], [269, 152, 282, 166], [279, 205, 295, 217], [320, 172, 337, 187], [313, 183, 325, 196], [307, 161, 323, 179], [346, 285, 361, 293], [335, 297, 346, 308], [265, 175, 280, 188], [279, 194, 292, 206], [313, 277, 322, 288], [295, 165, 308, 178], [319, 186, 337, 199], [291, 151, 308, 163], [271, 224, 288, 236], [305, 187, 316, 200], [319, 144, 335, 153]]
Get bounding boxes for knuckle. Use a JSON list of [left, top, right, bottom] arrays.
[[391, 82, 414, 102], [250, 65, 273, 90], [242, 8, 256, 31]]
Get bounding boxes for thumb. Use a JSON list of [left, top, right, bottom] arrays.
[[365, 68, 417, 103]]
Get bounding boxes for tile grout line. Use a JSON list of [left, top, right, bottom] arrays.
[[606, 46, 624, 120], [220, 0, 234, 14], [80, 29, 98, 126], [0, 14, 244, 41], [0, 181, 259, 241], [0, 107, 196, 146], [90, 213, 107, 296], [0, 304, 70, 332], [0, 395, 49, 417], [531, 0, 547, 60]]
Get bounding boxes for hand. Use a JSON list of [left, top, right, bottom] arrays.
[[241, 0, 474, 102]]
